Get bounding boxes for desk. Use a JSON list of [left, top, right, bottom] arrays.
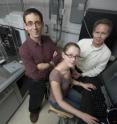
[[0, 61, 27, 124]]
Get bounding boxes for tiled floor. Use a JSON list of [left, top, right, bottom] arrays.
[[8, 95, 59, 124]]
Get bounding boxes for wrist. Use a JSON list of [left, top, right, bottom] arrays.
[[79, 82, 83, 87]]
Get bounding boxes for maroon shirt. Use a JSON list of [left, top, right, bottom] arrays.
[[19, 35, 61, 80]]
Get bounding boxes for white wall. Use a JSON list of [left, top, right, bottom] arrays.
[[0, 0, 23, 18], [0, 0, 21, 4]]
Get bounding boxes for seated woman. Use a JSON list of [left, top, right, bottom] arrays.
[[49, 42, 99, 124]]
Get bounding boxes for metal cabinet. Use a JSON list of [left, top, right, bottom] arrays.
[[0, 83, 22, 124]]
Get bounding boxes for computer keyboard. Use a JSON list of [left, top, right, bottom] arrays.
[[3, 61, 23, 74], [89, 88, 107, 118]]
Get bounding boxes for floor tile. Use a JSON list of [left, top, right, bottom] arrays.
[[8, 95, 59, 124]]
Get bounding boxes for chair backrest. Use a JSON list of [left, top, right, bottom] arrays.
[[48, 105, 73, 118], [102, 59, 117, 105]]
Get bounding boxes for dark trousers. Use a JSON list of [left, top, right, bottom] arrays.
[[27, 78, 47, 113]]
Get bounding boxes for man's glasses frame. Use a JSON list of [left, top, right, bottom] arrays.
[[25, 21, 42, 27]]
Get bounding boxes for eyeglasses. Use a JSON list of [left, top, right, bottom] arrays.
[[26, 21, 42, 27], [64, 53, 80, 59]]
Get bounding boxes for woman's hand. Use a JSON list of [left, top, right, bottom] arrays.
[[81, 83, 96, 91], [81, 112, 99, 124]]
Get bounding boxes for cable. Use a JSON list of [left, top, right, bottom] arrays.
[[56, 0, 64, 45], [83, 18, 92, 38]]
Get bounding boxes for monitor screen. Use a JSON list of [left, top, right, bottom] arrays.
[[0, 25, 21, 60]]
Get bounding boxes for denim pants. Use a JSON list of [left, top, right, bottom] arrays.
[[49, 88, 81, 112]]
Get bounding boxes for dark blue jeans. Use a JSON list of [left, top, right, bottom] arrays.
[[27, 77, 47, 113], [49, 89, 81, 112]]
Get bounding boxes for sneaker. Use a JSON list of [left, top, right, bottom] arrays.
[[30, 112, 39, 123]]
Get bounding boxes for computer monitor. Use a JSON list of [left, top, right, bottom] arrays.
[[0, 25, 21, 60]]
